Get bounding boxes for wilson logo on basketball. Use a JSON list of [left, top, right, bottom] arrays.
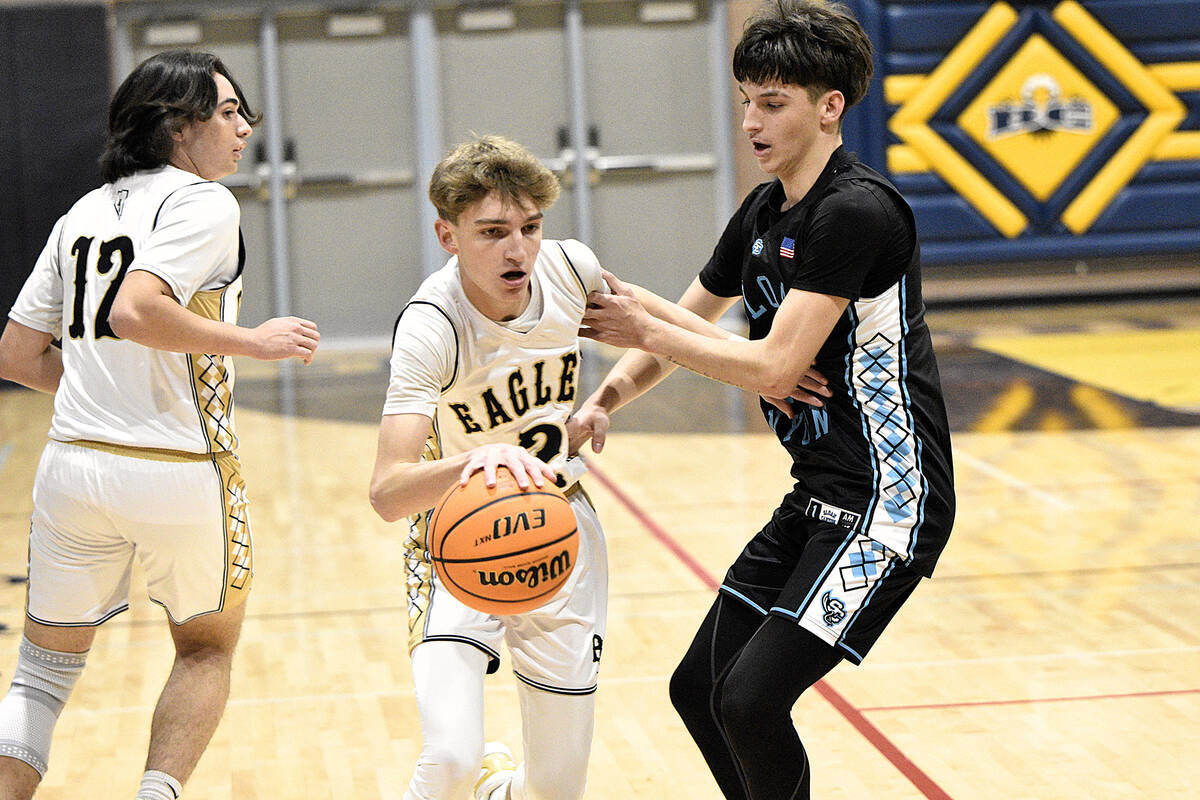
[[476, 509, 547, 546], [475, 550, 572, 590], [430, 467, 579, 614]]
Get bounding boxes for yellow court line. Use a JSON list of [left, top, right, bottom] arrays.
[[974, 380, 1036, 433], [974, 328, 1200, 411], [1070, 384, 1134, 429]]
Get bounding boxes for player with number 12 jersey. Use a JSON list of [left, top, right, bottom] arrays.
[[11, 165, 244, 455]]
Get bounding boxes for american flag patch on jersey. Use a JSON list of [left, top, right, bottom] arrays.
[[780, 237, 795, 259]]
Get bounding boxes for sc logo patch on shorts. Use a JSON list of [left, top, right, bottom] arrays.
[[821, 591, 846, 626]]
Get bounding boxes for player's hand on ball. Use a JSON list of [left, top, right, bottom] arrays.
[[461, 443, 558, 490]]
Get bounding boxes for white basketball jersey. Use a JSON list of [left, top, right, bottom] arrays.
[[383, 238, 604, 481], [9, 165, 244, 454]]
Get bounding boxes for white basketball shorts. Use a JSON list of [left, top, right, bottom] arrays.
[[406, 485, 608, 694], [26, 439, 253, 626]]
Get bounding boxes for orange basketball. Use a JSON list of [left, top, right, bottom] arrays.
[[428, 466, 578, 615]]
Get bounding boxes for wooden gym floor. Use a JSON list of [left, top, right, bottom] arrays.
[[1, 295, 1198, 799]]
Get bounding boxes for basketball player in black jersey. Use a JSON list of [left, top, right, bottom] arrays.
[[571, 1, 955, 798]]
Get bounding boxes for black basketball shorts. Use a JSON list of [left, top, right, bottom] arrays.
[[719, 506, 923, 664]]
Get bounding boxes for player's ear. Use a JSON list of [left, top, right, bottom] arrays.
[[434, 218, 459, 255], [168, 114, 190, 143], [820, 90, 845, 128]]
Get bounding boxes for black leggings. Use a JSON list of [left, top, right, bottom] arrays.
[[669, 595, 844, 800]]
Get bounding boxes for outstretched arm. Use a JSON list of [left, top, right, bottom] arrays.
[[110, 270, 320, 363], [582, 270, 846, 402], [570, 277, 739, 455]]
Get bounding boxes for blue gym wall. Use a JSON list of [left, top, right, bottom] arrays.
[[841, 0, 1200, 266]]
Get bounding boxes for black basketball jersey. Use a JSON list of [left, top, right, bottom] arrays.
[[699, 147, 955, 576]]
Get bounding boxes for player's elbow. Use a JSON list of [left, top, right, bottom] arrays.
[[369, 483, 404, 523], [0, 344, 18, 383], [107, 297, 145, 341]]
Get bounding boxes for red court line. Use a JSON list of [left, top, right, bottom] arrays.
[[858, 686, 1200, 713], [586, 459, 954, 800]]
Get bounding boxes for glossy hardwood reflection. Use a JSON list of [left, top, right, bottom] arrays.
[[1, 368, 1198, 798]]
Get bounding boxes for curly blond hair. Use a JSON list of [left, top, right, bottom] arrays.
[[429, 135, 560, 222]]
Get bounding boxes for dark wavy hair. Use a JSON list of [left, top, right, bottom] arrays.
[[733, 0, 873, 116], [100, 50, 261, 183]]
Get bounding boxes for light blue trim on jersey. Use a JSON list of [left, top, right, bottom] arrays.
[[718, 585, 768, 615], [894, 278, 930, 558], [837, 642, 866, 663], [843, 305, 881, 535], [847, 278, 927, 560]]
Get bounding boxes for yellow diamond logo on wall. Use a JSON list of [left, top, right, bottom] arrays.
[[959, 34, 1119, 201], [887, 1, 1186, 237]]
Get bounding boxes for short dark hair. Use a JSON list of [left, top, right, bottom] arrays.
[[100, 50, 261, 183], [733, 0, 874, 114]]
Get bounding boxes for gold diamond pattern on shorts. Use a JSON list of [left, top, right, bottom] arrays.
[[406, 515, 433, 648], [194, 354, 239, 452], [226, 472, 251, 590]]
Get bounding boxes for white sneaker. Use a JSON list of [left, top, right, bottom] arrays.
[[473, 741, 516, 800]]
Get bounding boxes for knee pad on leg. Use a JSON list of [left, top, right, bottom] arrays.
[[0, 637, 87, 776]]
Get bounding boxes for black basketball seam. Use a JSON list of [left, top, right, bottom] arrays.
[[433, 528, 578, 564], [434, 490, 570, 547], [430, 484, 576, 610], [445, 574, 568, 605]]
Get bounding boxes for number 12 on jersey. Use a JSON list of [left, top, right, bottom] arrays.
[[67, 234, 134, 341]]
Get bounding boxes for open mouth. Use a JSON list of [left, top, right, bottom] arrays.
[[752, 141, 770, 156], [501, 270, 527, 284]]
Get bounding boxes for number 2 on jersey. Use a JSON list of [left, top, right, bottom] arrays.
[[67, 235, 134, 340], [519, 423, 569, 489]]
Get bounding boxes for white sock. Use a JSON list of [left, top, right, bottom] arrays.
[[136, 769, 183, 799]]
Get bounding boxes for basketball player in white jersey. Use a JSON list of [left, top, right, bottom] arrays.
[[0, 51, 318, 800], [369, 136, 610, 800]]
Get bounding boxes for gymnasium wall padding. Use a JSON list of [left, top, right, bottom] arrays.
[[0, 4, 109, 328], [843, 0, 1200, 265]]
